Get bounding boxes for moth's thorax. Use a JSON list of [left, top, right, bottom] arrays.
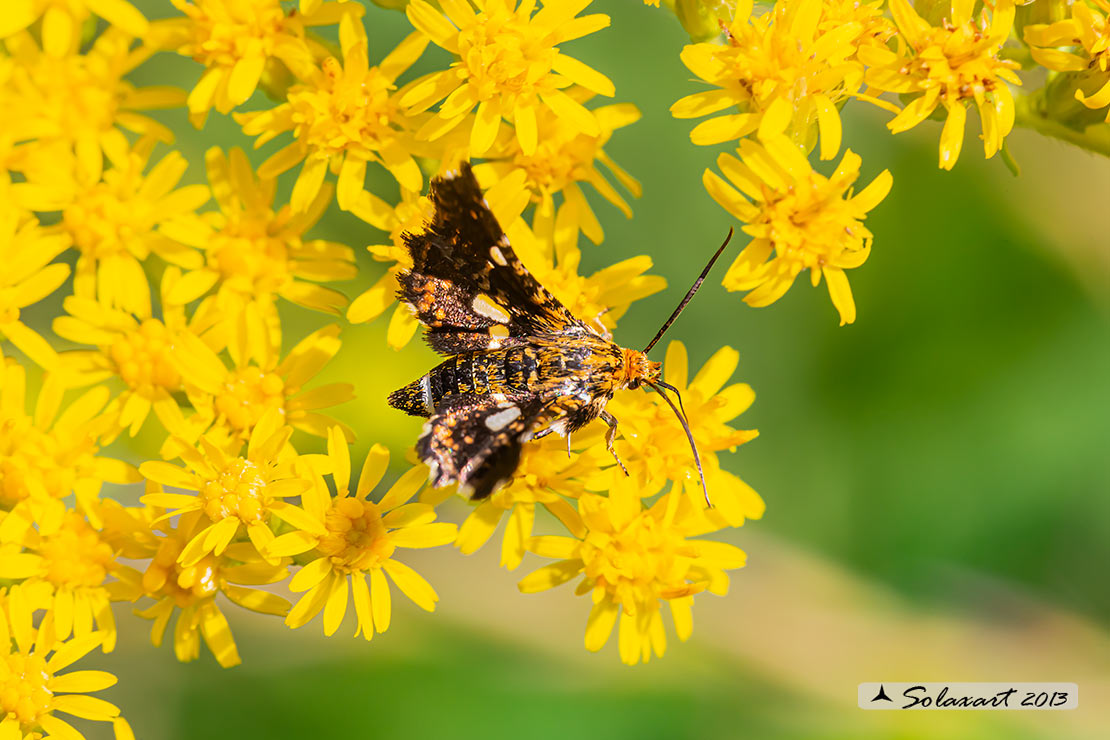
[[620, 348, 661, 389]]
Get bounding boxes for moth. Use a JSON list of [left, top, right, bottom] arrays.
[[388, 163, 731, 501]]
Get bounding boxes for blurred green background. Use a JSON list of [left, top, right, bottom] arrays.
[[79, 1, 1110, 738]]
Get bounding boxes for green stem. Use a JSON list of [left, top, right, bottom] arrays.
[[1013, 93, 1110, 158]]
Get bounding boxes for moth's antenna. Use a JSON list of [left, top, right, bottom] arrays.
[[646, 380, 710, 507], [643, 228, 734, 354]]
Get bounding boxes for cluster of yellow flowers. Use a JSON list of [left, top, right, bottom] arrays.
[[0, 1, 767, 735], [660, 0, 1110, 321], [1, 0, 1106, 733]]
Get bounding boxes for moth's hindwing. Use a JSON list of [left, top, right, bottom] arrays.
[[398, 162, 585, 355], [417, 395, 554, 500]]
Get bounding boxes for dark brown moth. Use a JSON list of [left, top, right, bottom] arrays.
[[388, 163, 731, 501]]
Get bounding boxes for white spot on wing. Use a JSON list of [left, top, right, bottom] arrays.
[[489, 246, 508, 266], [420, 375, 434, 415], [484, 406, 522, 431]]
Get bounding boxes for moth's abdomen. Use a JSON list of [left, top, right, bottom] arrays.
[[389, 347, 541, 417], [388, 375, 434, 417]]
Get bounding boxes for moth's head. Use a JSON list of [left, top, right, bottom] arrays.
[[622, 349, 661, 390]]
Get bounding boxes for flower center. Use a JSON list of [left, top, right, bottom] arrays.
[[722, 16, 855, 109], [38, 515, 113, 589], [758, 181, 865, 271], [289, 58, 401, 156], [12, 51, 121, 142], [580, 511, 693, 610], [208, 215, 291, 293], [63, 173, 152, 260], [109, 319, 181, 392], [902, 22, 1009, 100], [144, 538, 219, 607], [174, 0, 289, 68], [317, 497, 395, 574], [513, 134, 595, 196], [215, 366, 286, 433], [457, 11, 557, 102], [0, 421, 94, 505], [199, 458, 272, 523], [0, 653, 53, 726]]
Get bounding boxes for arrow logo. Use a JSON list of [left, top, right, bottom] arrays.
[[871, 685, 893, 702]]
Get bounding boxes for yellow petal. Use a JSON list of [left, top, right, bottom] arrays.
[[291, 157, 329, 214], [851, 169, 892, 213], [551, 53, 614, 96], [48, 670, 117, 694], [199, 603, 241, 667], [938, 103, 967, 170], [814, 94, 842, 160], [383, 559, 438, 611], [370, 568, 391, 633], [822, 267, 856, 325], [470, 98, 502, 156], [388, 522, 457, 549], [527, 535, 579, 559], [289, 557, 332, 593], [584, 598, 618, 652], [47, 634, 103, 672], [455, 499, 503, 555], [51, 694, 120, 721], [406, 0, 461, 52], [86, 0, 149, 35], [517, 560, 582, 594], [540, 89, 600, 137], [227, 54, 266, 106], [514, 101, 538, 156], [322, 574, 349, 636]]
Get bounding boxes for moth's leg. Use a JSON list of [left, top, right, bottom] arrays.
[[566, 431, 572, 459], [599, 410, 628, 476], [532, 428, 553, 440]]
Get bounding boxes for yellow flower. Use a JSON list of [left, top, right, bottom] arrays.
[[477, 93, 642, 247], [0, 510, 123, 651], [671, 0, 867, 158], [0, 361, 139, 535], [172, 322, 354, 445], [238, 17, 429, 213], [139, 409, 319, 568], [15, 138, 209, 318], [104, 504, 290, 668], [1025, 0, 1110, 119], [0, 28, 184, 177], [0, 0, 148, 40], [519, 477, 749, 664], [0, 612, 124, 740], [604, 341, 764, 525], [455, 433, 606, 570], [703, 138, 892, 325], [52, 269, 216, 438], [819, 0, 897, 51], [155, 0, 361, 126], [403, 0, 615, 157], [0, 205, 71, 371], [268, 431, 457, 638], [162, 147, 357, 335], [863, 0, 1021, 169]]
